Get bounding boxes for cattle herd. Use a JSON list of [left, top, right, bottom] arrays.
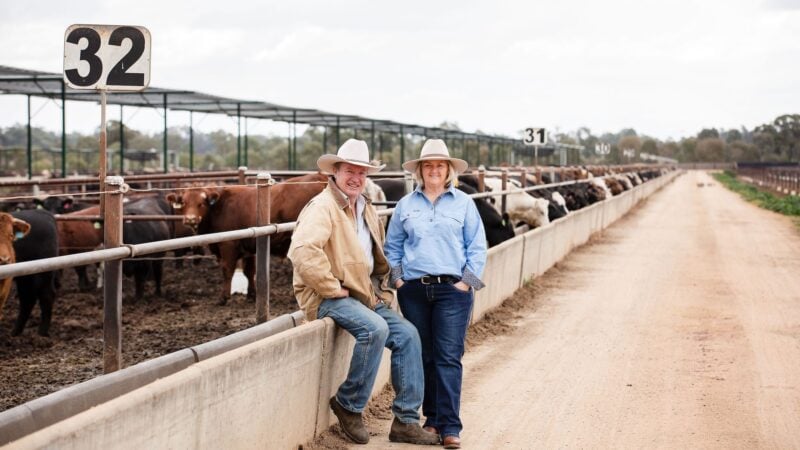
[[0, 164, 671, 341]]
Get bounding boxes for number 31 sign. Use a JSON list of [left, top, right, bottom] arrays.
[[523, 127, 547, 146], [64, 24, 151, 91]]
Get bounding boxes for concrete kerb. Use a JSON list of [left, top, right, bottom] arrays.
[[0, 313, 304, 447], [472, 233, 525, 323], [7, 321, 330, 450]]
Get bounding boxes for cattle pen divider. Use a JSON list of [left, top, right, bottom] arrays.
[[0, 167, 681, 448]]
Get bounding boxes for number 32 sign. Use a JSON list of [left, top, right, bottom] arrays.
[[64, 24, 151, 91]]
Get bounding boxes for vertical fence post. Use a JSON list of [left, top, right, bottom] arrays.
[[501, 169, 508, 215], [103, 175, 126, 373], [520, 167, 528, 188], [238, 166, 247, 185], [404, 170, 414, 195], [255, 172, 274, 324], [478, 166, 485, 193]]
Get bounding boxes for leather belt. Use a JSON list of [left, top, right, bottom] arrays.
[[419, 275, 459, 285]]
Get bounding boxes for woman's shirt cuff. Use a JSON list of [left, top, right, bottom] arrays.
[[461, 269, 485, 290], [390, 265, 404, 285]]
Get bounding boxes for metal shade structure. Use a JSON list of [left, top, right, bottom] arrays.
[[0, 64, 524, 176]]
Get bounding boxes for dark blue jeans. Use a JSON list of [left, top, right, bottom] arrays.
[[397, 280, 473, 438]]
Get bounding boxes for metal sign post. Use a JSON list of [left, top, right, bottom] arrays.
[[64, 24, 151, 374]]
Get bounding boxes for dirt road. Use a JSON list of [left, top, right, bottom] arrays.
[[354, 171, 800, 449]]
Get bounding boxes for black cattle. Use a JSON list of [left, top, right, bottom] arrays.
[[0, 201, 30, 213], [456, 183, 515, 248], [529, 187, 569, 221], [34, 196, 93, 214], [122, 197, 171, 299], [10, 209, 60, 336], [372, 178, 407, 202]]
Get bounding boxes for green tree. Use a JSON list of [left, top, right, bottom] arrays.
[[695, 138, 725, 161], [697, 128, 720, 140]]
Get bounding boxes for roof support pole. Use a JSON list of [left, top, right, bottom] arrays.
[[488, 141, 493, 167], [335, 116, 340, 149], [244, 117, 249, 168], [162, 93, 168, 173], [378, 133, 384, 161], [476, 136, 480, 167], [236, 103, 242, 169], [119, 105, 124, 174], [26, 95, 32, 180], [371, 121, 376, 154], [189, 111, 194, 172], [287, 121, 292, 170], [60, 80, 66, 178], [400, 125, 405, 166], [323, 126, 327, 156], [462, 134, 466, 165], [292, 110, 297, 170]]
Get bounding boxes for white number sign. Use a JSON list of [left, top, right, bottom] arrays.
[[523, 127, 547, 146], [595, 143, 611, 155], [63, 24, 151, 91]]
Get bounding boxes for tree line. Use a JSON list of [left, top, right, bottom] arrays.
[[0, 114, 797, 176]]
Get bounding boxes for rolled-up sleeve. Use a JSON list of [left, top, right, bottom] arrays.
[[461, 198, 487, 290], [384, 200, 407, 284], [287, 204, 342, 299]]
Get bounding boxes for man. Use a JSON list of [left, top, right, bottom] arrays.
[[288, 139, 439, 446]]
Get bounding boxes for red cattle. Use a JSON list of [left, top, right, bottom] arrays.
[[167, 172, 328, 305], [0, 213, 31, 318], [57, 205, 104, 291]]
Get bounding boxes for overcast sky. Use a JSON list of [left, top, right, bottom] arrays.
[[1, 0, 798, 141]]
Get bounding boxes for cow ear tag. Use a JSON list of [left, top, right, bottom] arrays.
[[14, 231, 25, 240], [93, 222, 101, 229], [172, 203, 182, 209]]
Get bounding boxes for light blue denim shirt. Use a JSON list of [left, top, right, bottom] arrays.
[[384, 184, 487, 289]]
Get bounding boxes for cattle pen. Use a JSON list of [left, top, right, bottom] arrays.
[[0, 165, 680, 447]]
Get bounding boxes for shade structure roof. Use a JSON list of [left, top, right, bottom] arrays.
[[0, 64, 520, 145]]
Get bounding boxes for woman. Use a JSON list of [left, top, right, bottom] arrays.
[[384, 139, 487, 449]]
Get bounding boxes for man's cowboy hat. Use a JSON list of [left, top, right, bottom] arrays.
[[317, 139, 386, 174], [401, 139, 469, 174]]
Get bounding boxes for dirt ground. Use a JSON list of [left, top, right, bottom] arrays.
[[0, 254, 299, 412], [312, 171, 800, 449]]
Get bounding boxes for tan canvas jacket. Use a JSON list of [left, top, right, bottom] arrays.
[[288, 178, 393, 321]]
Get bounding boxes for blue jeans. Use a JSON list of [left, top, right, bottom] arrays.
[[397, 280, 473, 438], [317, 297, 424, 423]]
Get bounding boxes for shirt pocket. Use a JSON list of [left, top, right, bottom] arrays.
[[440, 211, 465, 236], [401, 209, 424, 238]]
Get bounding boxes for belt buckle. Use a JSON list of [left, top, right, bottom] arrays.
[[420, 275, 433, 285]]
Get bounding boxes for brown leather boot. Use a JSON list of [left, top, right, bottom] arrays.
[[388, 417, 440, 445], [329, 397, 369, 444]]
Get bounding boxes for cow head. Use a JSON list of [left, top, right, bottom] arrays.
[[0, 213, 30, 318], [166, 188, 221, 232]]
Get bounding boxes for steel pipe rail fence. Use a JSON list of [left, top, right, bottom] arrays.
[[0, 169, 411, 191], [738, 167, 800, 195]]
